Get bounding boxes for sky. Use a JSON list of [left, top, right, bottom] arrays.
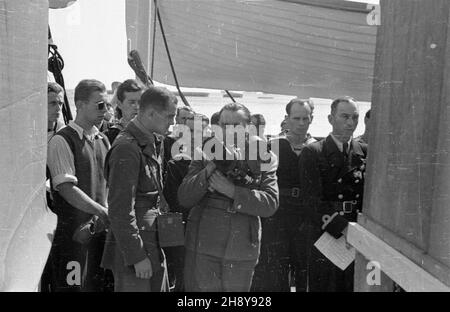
[[48, 0, 218, 92], [49, 0, 134, 90]]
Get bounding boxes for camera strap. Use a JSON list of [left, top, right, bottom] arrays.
[[142, 155, 169, 213]]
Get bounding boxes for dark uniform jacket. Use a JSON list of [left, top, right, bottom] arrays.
[[299, 135, 367, 239], [101, 120, 164, 271], [178, 150, 279, 261]]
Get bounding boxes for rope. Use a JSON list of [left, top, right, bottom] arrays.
[[48, 26, 73, 124], [151, 0, 158, 79], [153, 2, 238, 107], [154, 0, 190, 107]]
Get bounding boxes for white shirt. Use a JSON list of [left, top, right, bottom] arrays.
[[330, 133, 352, 153], [47, 121, 105, 190]]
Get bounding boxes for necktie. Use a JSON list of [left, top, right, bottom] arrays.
[[343, 142, 349, 159]]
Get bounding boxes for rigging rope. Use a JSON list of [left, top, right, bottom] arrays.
[[151, 0, 158, 80], [154, 0, 190, 107], [48, 26, 73, 124], [224, 90, 236, 103], [153, 1, 239, 107]]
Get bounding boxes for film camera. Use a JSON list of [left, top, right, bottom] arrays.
[[201, 136, 262, 188]]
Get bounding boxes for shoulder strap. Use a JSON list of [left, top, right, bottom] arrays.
[[139, 144, 169, 213]]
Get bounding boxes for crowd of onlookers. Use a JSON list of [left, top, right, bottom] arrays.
[[42, 78, 370, 292]]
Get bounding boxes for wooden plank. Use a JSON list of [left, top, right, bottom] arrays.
[[279, 0, 371, 13], [347, 223, 450, 291], [354, 252, 394, 292], [428, 0, 450, 267], [355, 252, 394, 292], [358, 214, 450, 287], [364, 0, 450, 256]]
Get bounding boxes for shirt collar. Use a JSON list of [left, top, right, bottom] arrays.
[[132, 117, 155, 141], [330, 133, 352, 153], [68, 120, 99, 141]]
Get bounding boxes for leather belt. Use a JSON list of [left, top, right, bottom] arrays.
[[203, 197, 236, 214], [279, 187, 300, 198]]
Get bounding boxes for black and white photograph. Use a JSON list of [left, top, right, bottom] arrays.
[[1, 0, 449, 298]]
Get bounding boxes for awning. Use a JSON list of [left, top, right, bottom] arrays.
[[126, 0, 377, 101]]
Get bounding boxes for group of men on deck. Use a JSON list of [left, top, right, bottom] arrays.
[[42, 78, 370, 292]]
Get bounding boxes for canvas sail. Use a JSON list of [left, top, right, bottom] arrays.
[[125, 0, 377, 100]]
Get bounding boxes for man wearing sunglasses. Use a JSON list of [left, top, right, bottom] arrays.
[[47, 79, 111, 292], [101, 86, 177, 292], [162, 112, 208, 291]]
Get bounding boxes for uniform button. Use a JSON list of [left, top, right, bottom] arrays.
[[355, 179, 359, 183], [337, 178, 342, 183], [355, 194, 360, 198], [339, 211, 344, 216], [338, 194, 343, 199], [237, 204, 242, 210]]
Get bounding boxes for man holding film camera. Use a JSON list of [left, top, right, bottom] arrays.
[[178, 102, 279, 292]]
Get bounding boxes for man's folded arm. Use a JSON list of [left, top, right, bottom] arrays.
[[231, 155, 279, 218]]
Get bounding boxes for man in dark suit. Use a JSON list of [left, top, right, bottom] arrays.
[[298, 96, 367, 292], [101, 86, 178, 292]]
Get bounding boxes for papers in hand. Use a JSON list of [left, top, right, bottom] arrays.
[[314, 232, 355, 271]]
